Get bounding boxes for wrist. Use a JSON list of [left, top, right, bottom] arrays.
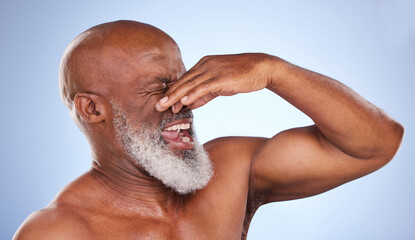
[[264, 55, 289, 92]]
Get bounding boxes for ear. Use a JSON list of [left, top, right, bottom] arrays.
[[74, 92, 106, 123]]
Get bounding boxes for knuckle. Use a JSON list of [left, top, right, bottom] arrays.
[[201, 55, 210, 61], [200, 55, 212, 65], [187, 78, 197, 86], [186, 73, 204, 87], [194, 81, 212, 96], [202, 81, 211, 90]]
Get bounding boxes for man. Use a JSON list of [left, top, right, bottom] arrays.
[[14, 20, 403, 239]]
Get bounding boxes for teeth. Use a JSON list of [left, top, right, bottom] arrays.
[[182, 137, 190, 142], [165, 123, 191, 131]]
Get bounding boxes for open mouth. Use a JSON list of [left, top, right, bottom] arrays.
[[161, 118, 195, 151]]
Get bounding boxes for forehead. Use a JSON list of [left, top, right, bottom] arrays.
[[132, 47, 185, 87]]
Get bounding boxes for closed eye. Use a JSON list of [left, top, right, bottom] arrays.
[[138, 78, 175, 95], [154, 87, 168, 93], [141, 84, 170, 95]]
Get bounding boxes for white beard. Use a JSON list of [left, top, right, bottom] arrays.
[[111, 102, 213, 195]]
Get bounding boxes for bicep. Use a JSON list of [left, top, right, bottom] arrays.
[[251, 125, 386, 203]]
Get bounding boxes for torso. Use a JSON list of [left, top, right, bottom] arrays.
[[29, 137, 264, 240]]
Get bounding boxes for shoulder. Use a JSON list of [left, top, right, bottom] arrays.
[[203, 136, 268, 153], [13, 204, 92, 240], [204, 136, 267, 159], [203, 136, 268, 175]]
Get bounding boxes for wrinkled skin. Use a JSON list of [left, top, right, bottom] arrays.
[[14, 20, 404, 240]]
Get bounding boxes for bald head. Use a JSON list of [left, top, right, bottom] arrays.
[[59, 20, 181, 110]]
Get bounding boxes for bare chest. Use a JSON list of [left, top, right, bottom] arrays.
[[86, 199, 250, 240], [80, 140, 255, 239], [86, 179, 252, 240]]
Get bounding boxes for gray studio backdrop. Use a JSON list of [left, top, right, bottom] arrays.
[[1, 0, 414, 239]]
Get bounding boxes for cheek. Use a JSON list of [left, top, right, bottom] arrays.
[[121, 93, 166, 130], [140, 95, 165, 127]]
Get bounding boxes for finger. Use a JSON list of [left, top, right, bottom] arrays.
[[155, 73, 210, 112], [185, 56, 211, 76], [171, 102, 184, 114], [180, 78, 218, 107], [164, 56, 212, 95], [155, 56, 214, 112], [187, 94, 217, 110], [166, 72, 205, 97], [164, 70, 199, 96]]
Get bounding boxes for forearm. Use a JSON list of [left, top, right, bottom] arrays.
[[265, 56, 404, 159], [155, 52, 403, 160]]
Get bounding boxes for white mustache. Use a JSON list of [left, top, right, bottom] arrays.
[[111, 101, 213, 195]]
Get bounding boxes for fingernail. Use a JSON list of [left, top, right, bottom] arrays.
[[160, 96, 168, 105], [181, 96, 188, 103], [155, 102, 162, 111]]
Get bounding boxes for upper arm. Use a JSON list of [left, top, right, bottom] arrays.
[[250, 125, 391, 204], [13, 208, 91, 240]]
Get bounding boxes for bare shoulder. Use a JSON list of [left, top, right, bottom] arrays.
[[204, 136, 267, 156], [203, 136, 267, 172], [13, 204, 92, 240]]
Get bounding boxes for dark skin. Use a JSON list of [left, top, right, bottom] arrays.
[[14, 20, 404, 240]]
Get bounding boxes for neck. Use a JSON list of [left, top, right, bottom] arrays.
[[88, 152, 185, 216]]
